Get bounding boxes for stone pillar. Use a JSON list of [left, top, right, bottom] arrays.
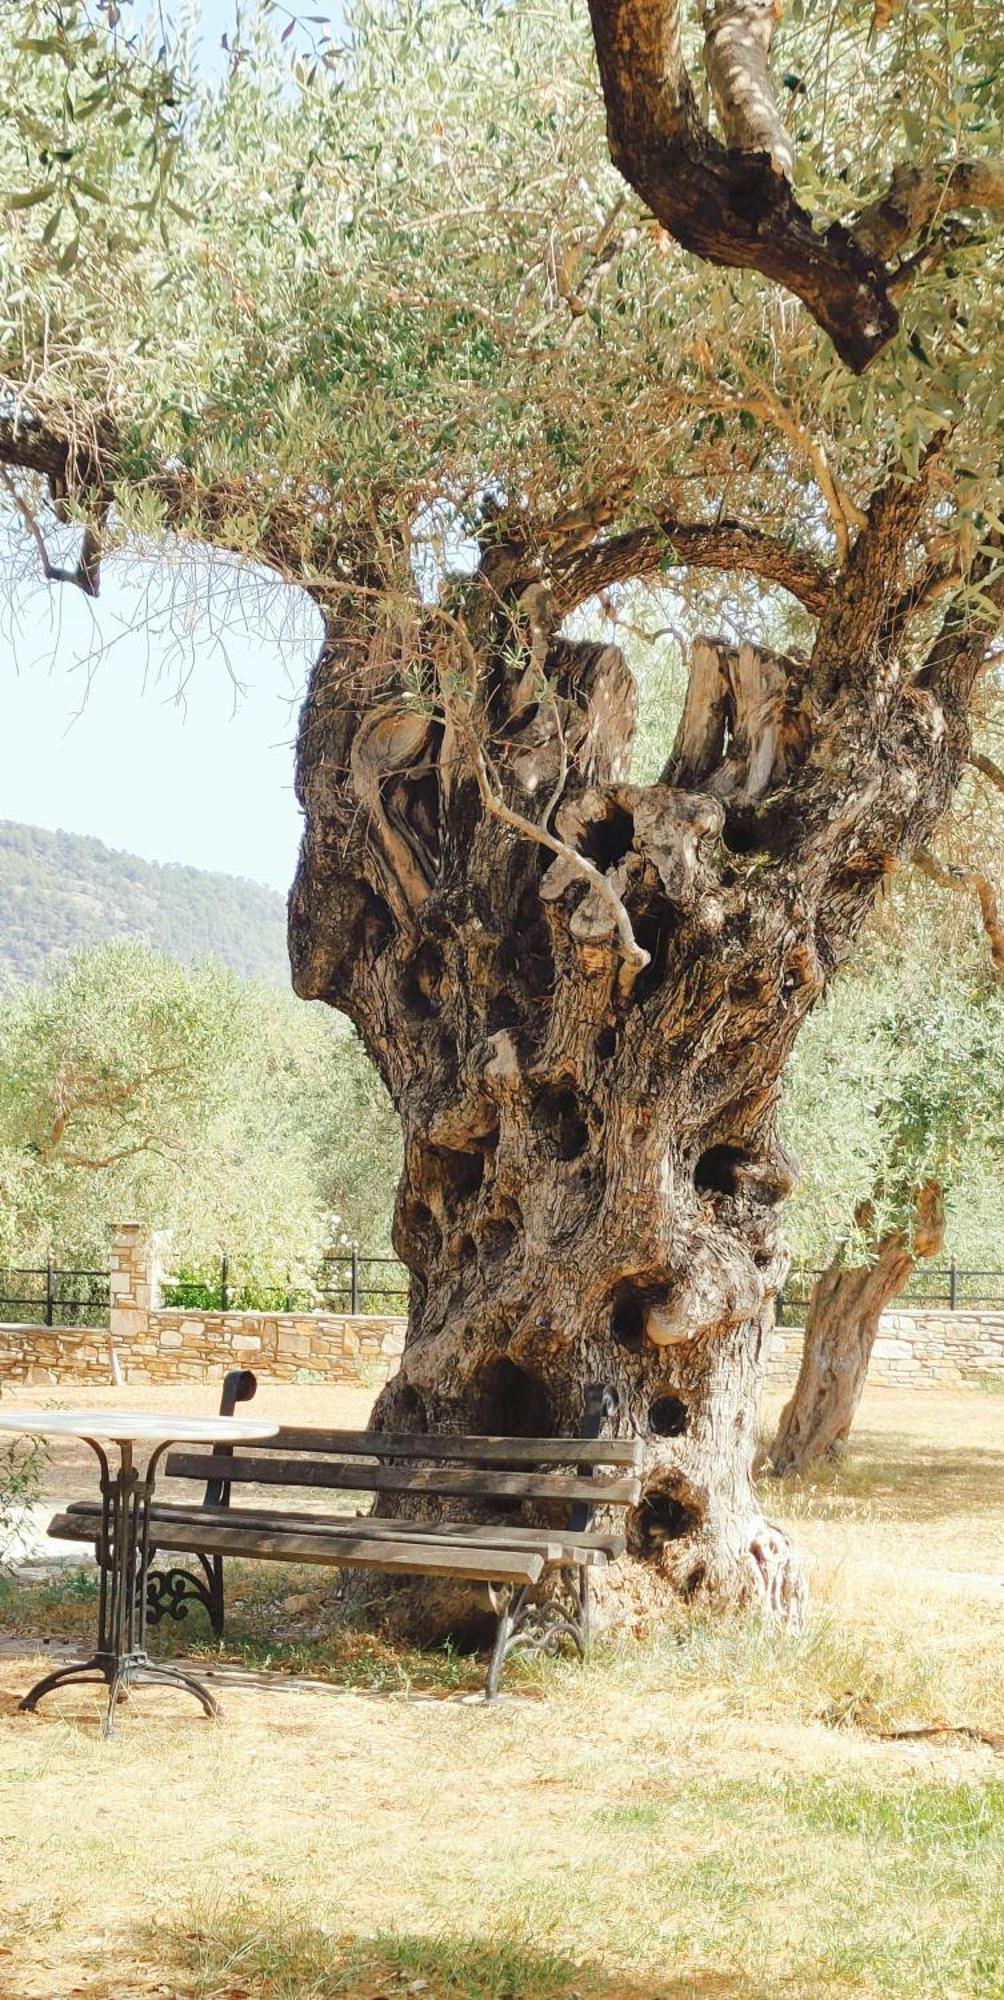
[[108, 1222, 170, 1351]]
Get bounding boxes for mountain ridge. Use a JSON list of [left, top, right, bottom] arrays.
[[0, 819, 289, 988]]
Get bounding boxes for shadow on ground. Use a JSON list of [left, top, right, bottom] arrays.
[[766, 1432, 1004, 1524], [159, 1909, 760, 2000]]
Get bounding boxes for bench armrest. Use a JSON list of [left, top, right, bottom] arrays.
[[568, 1383, 620, 1535], [206, 1368, 258, 1509]]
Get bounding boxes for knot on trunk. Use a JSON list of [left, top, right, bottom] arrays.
[[540, 783, 725, 962]]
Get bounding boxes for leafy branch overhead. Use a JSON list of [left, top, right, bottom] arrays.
[[587, 0, 1004, 371]]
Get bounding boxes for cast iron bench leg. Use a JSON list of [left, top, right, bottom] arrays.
[[484, 1565, 591, 1700]]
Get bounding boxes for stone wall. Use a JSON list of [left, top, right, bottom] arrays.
[[0, 1224, 407, 1390], [0, 1323, 117, 1386], [137, 1307, 405, 1384], [0, 1311, 405, 1387], [768, 1309, 1004, 1388]]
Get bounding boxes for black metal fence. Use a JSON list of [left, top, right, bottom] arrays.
[[4, 1254, 1002, 1331], [776, 1260, 1004, 1327], [162, 1250, 409, 1317], [0, 1259, 111, 1328]]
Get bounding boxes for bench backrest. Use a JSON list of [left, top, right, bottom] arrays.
[[166, 1371, 643, 1520]]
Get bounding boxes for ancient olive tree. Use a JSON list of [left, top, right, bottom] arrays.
[[3, 0, 1004, 1617]]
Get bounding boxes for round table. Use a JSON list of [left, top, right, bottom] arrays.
[[0, 1408, 277, 1735]]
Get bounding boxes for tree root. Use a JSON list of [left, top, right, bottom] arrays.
[[746, 1518, 808, 1625]]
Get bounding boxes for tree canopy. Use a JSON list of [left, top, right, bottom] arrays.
[[0, 941, 400, 1275], [1, 0, 1003, 614]]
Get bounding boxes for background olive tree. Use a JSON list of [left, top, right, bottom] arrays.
[[0, 942, 401, 1281]]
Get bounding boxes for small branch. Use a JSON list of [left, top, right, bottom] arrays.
[[970, 751, 1004, 796], [734, 382, 866, 559], [913, 847, 1004, 976], [855, 159, 1004, 264], [432, 602, 649, 983], [464, 720, 649, 985], [0, 466, 104, 596], [917, 554, 1004, 708]]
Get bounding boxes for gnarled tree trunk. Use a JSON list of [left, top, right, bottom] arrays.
[[771, 1180, 944, 1476], [288, 449, 988, 1634]]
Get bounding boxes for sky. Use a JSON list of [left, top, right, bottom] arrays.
[[2, 536, 321, 892], [1, 0, 345, 895]]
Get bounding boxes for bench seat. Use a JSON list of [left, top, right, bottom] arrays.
[[56, 1498, 625, 1566], [50, 1503, 547, 1585]]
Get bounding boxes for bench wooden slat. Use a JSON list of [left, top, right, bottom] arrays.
[[165, 1453, 641, 1506], [48, 1510, 545, 1586], [59, 1498, 623, 1564], [237, 1427, 643, 1469]]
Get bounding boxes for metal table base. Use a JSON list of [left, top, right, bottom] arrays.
[[20, 1436, 220, 1737]]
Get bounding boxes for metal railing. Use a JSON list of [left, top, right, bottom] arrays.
[[0, 1259, 111, 1328], [776, 1259, 1004, 1327], [162, 1250, 409, 1317]]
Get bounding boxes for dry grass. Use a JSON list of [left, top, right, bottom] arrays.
[[0, 1383, 1001, 2000]]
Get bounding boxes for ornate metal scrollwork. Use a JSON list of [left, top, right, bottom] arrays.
[[146, 1553, 221, 1634], [486, 1565, 590, 1698]]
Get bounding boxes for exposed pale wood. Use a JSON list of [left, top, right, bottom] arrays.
[[669, 637, 729, 786], [184, 1427, 643, 1468], [666, 636, 809, 798], [164, 1454, 642, 1505], [702, 0, 794, 179]]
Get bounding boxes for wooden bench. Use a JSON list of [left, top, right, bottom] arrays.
[[49, 1370, 642, 1697]]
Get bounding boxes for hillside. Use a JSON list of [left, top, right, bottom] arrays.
[[0, 821, 289, 988]]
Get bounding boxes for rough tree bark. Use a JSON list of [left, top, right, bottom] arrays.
[[287, 449, 998, 1634], [770, 1180, 945, 1477]]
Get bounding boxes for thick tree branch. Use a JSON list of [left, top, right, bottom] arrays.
[[586, 4, 1004, 372], [587, 0, 896, 372], [548, 515, 831, 618], [810, 443, 944, 705]]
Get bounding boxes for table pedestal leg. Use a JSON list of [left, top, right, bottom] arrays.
[[19, 1440, 221, 1736]]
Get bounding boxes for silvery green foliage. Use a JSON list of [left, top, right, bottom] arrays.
[[0, 940, 400, 1278], [1, 0, 1003, 585], [782, 917, 1004, 1264]]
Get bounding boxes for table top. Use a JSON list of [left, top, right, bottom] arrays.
[[0, 1410, 278, 1446]]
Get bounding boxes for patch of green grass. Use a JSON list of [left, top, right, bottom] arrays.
[[169, 1901, 615, 2000], [783, 1774, 1004, 1852]]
